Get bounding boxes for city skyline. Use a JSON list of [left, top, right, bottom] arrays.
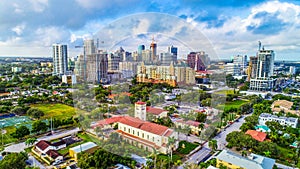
[[1, 0, 300, 61]]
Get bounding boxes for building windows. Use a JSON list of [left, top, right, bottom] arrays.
[[129, 129, 130, 133], [147, 135, 149, 140], [152, 137, 154, 142], [142, 133, 144, 138], [133, 130, 135, 135], [124, 127, 126, 132], [137, 132, 139, 136]]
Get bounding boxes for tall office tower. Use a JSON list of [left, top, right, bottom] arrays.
[[84, 39, 96, 55], [187, 52, 206, 71], [138, 45, 145, 56], [160, 52, 175, 66], [249, 56, 258, 79], [52, 43, 68, 76], [85, 53, 108, 83], [150, 37, 157, 62], [142, 49, 152, 64], [197, 51, 210, 66], [256, 50, 274, 78], [187, 52, 196, 69], [250, 46, 276, 91], [168, 45, 178, 62], [195, 53, 206, 71], [232, 55, 247, 75], [108, 53, 121, 72]]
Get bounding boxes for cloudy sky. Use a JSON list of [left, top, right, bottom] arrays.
[[1, 0, 300, 61]]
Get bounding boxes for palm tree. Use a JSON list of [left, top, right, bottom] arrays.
[[167, 137, 176, 162], [209, 139, 218, 151], [184, 163, 199, 169]]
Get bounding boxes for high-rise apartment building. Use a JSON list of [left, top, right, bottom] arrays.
[[232, 55, 247, 76], [187, 52, 207, 71], [160, 52, 175, 66], [250, 48, 276, 91], [53, 43, 68, 76], [75, 39, 108, 83], [256, 50, 274, 78], [150, 38, 157, 62], [84, 39, 96, 55]]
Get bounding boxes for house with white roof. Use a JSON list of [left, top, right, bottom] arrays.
[[216, 150, 275, 169], [258, 113, 298, 128]]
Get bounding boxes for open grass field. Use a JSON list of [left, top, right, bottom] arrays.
[[31, 103, 84, 120], [214, 89, 235, 95], [225, 100, 248, 109]]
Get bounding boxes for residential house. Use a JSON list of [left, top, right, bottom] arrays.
[[258, 113, 298, 128], [33, 140, 65, 164], [216, 150, 275, 169], [245, 130, 267, 142]]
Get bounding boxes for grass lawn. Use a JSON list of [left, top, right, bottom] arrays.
[[224, 100, 248, 109], [2, 126, 17, 145], [31, 103, 82, 120], [214, 90, 235, 95], [176, 141, 199, 155], [157, 154, 181, 163]]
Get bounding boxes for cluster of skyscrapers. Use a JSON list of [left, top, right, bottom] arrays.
[[51, 38, 210, 86], [52, 39, 277, 91]]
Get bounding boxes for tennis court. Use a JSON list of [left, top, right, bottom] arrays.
[[0, 116, 32, 128]]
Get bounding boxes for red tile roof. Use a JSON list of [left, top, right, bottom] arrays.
[[135, 101, 146, 105], [108, 92, 132, 99], [146, 107, 166, 115], [91, 116, 123, 128], [46, 150, 61, 159], [36, 140, 51, 151], [94, 116, 173, 136], [245, 130, 267, 142], [186, 120, 201, 127]]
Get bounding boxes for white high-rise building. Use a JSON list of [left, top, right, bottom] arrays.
[[250, 49, 276, 91], [53, 44, 68, 76], [256, 50, 274, 78], [233, 55, 247, 76], [84, 39, 96, 55]]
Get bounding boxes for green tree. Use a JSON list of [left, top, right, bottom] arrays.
[[209, 139, 218, 151], [31, 121, 47, 134], [196, 113, 207, 123], [0, 152, 28, 169], [26, 108, 44, 119], [10, 106, 27, 115], [25, 137, 37, 146], [12, 126, 30, 139]]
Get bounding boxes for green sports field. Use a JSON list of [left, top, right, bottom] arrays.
[[30, 103, 80, 120]]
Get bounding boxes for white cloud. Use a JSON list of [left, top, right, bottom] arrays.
[[27, 0, 48, 12], [11, 23, 26, 36]]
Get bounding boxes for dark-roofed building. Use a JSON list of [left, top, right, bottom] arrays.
[[46, 150, 63, 162]]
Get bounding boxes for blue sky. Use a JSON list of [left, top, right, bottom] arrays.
[[1, 0, 300, 60]]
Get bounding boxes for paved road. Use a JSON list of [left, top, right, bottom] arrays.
[[4, 127, 80, 153], [203, 114, 248, 149]]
